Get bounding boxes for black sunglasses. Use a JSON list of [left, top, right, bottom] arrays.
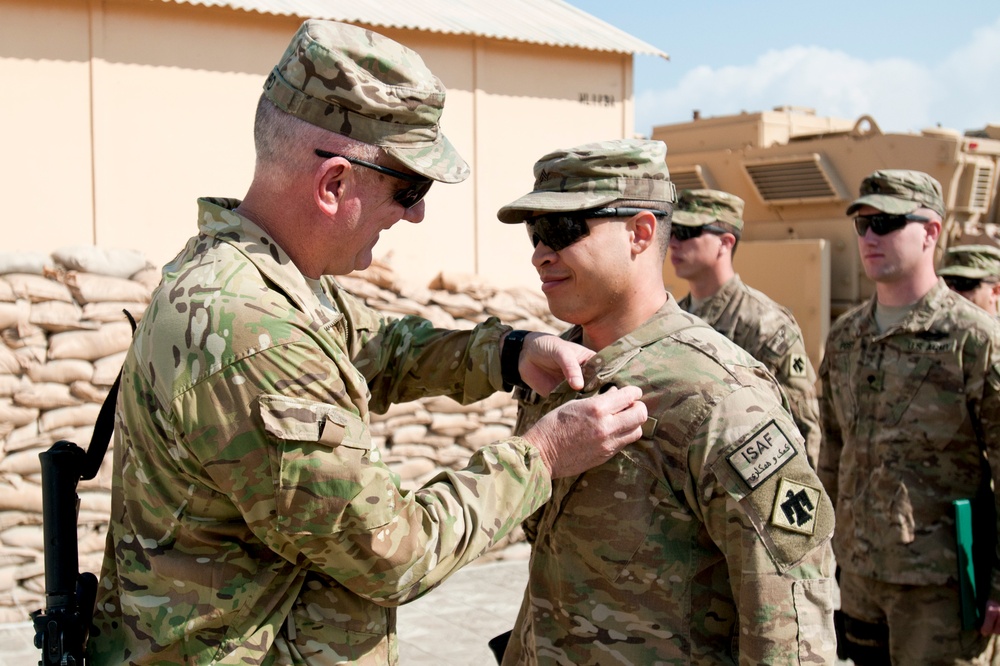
[[315, 149, 432, 208], [943, 275, 985, 292], [853, 213, 930, 237], [669, 224, 728, 242], [525, 207, 667, 252]]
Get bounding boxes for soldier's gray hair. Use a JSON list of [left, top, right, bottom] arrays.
[[252, 95, 379, 185]]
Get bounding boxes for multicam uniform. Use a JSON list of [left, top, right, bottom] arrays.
[[819, 279, 1000, 662], [679, 275, 822, 467], [503, 297, 837, 666], [88, 199, 551, 665]]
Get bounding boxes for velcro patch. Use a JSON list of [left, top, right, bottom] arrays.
[[770, 478, 822, 535], [726, 419, 796, 489], [788, 353, 808, 378]]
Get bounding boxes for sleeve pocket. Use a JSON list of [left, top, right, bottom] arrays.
[[258, 394, 395, 536]]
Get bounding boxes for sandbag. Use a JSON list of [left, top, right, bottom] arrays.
[[25, 359, 94, 384], [52, 246, 147, 279], [0, 347, 20, 375], [82, 301, 148, 323], [28, 300, 90, 332], [13, 382, 82, 410], [91, 351, 127, 386], [0, 399, 39, 427], [64, 271, 152, 304], [38, 403, 102, 432], [47, 321, 133, 361], [0, 374, 27, 398], [1, 323, 46, 349], [0, 253, 53, 276], [1, 273, 72, 303], [69, 381, 109, 403], [0, 300, 29, 329]]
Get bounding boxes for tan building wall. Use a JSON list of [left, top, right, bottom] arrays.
[[1, 0, 637, 293]]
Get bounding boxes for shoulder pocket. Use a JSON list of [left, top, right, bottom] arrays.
[[258, 394, 395, 535]]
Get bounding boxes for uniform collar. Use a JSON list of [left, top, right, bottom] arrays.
[[196, 197, 343, 329], [854, 278, 952, 341], [559, 295, 707, 394]]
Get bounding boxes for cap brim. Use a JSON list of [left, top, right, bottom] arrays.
[[846, 194, 920, 216], [938, 266, 992, 279], [671, 210, 716, 227], [497, 191, 619, 224], [385, 134, 469, 184]]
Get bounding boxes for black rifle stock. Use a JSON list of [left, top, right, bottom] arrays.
[[31, 441, 102, 665], [30, 310, 133, 666]]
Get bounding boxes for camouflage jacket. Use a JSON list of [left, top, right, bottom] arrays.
[[678, 275, 821, 468], [819, 279, 1000, 596], [503, 298, 836, 666], [88, 198, 551, 665]]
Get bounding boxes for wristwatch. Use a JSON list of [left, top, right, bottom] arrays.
[[501, 329, 531, 392]]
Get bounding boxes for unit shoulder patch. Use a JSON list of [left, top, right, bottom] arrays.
[[787, 352, 808, 379], [770, 477, 823, 535]]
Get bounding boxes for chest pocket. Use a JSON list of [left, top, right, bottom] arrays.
[[258, 394, 396, 536], [874, 339, 965, 439], [539, 435, 677, 583]]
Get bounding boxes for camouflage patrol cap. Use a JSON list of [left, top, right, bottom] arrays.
[[938, 244, 1000, 280], [672, 189, 745, 231], [263, 20, 469, 183], [496, 139, 676, 224], [846, 169, 945, 217]]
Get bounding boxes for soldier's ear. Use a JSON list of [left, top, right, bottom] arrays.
[[628, 211, 657, 254]]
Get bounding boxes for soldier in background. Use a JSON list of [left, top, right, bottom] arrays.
[[86, 20, 649, 665], [939, 244, 1000, 316], [669, 188, 822, 468], [819, 170, 1000, 665], [497, 139, 836, 665]]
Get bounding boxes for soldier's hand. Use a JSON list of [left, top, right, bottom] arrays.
[[522, 386, 646, 478], [981, 600, 1000, 635], [515, 332, 593, 396]]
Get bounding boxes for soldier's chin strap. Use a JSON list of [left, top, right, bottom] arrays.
[[32, 309, 137, 666]]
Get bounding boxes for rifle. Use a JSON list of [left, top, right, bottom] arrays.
[[30, 311, 134, 666]]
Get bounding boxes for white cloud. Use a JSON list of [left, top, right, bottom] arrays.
[[637, 17, 1000, 135]]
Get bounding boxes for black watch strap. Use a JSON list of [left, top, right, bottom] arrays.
[[501, 329, 531, 392]]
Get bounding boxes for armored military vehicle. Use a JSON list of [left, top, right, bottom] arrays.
[[654, 106, 1000, 362]]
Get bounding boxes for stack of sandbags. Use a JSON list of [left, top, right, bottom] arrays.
[[0, 252, 562, 623], [0, 247, 154, 623]]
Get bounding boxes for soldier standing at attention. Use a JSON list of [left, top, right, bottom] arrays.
[[670, 188, 822, 468], [819, 169, 1000, 665], [939, 244, 1000, 316], [497, 139, 837, 665], [86, 20, 649, 665]]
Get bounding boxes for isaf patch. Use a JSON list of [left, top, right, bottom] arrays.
[[770, 477, 822, 535], [788, 353, 808, 378], [726, 419, 796, 489]]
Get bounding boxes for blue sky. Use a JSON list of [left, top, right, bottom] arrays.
[[567, 1, 1000, 137]]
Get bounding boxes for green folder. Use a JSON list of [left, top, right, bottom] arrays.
[[954, 499, 980, 630]]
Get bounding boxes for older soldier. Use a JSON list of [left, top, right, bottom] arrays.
[[939, 244, 1000, 316], [497, 139, 837, 665], [670, 188, 822, 468], [87, 20, 648, 665], [819, 170, 1000, 665]]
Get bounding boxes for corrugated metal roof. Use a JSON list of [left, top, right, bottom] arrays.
[[161, 0, 668, 58]]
